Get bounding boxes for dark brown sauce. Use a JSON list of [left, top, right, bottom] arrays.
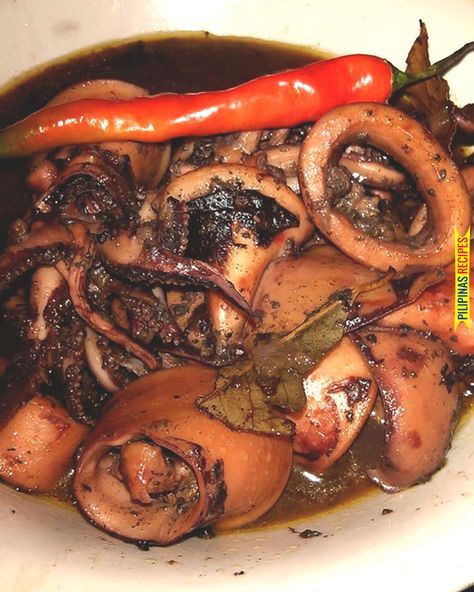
[[0, 33, 471, 529]]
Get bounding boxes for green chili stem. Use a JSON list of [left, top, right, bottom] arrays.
[[392, 41, 474, 90]]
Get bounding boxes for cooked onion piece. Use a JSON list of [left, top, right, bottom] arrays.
[[27, 266, 65, 341], [299, 103, 471, 270], [353, 328, 460, 492], [159, 164, 313, 355], [73, 365, 292, 544]]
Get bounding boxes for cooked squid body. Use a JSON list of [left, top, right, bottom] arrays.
[[250, 244, 376, 335], [291, 337, 377, 471], [159, 164, 313, 354], [27, 79, 170, 191], [460, 165, 474, 225], [251, 243, 470, 355], [353, 329, 460, 491], [250, 244, 463, 476], [299, 103, 472, 271], [73, 365, 292, 544], [0, 394, 88, 492], [379, 272, 474, 355], [249, 248, 377, 470]]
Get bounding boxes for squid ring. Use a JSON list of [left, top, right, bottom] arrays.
[[299, 103, 471, 271]]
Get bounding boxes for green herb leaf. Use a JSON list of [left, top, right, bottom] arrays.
[[280, 288, 353, 359], [197, 275, 394, 435], [198, 372, 295, 436], [270, 368, 307, 412]]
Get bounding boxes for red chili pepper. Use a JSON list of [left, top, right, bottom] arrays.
[[0, 42, 472, 159]]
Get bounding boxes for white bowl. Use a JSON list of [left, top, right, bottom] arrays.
[[0, 1, 473, 591]]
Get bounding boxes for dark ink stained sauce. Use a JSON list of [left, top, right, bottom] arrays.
[[0, 33, 471, 531]]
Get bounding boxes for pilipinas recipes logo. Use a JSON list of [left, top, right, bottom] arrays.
[[454, 227, 471, 331]]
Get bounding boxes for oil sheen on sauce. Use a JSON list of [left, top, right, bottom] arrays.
[[0, 33, 471, 530]]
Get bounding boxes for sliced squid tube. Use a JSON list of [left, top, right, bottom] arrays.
[[0, 394, 89, 492], [299, 103, 471, 271], [290, 337, 377, 471], [248, 244, 377, 336], [352, 328, 460, 492], [378, 272, 474, 355], [73, 364, 292, 545]]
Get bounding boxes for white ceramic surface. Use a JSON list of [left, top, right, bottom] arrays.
[[0, 1, 473, 591]]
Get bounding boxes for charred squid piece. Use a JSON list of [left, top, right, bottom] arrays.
[[58, 224, 161, 371], [299, 103, 471, 270], [99, 230, 251, 317], [0, 224, 72, 295], [352, 328, 460, 492], [73, 365, 292, 545], [27, 79, 170, 195], [27, 266, 65, 341], [33, 148, 141, 227], [290, 337, 377, 471], [158, 164, 313, 357]]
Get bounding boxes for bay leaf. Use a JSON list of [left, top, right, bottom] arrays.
[[280, 289, 352, 360], [198, 373, 295, 436], [393, 21, 456, 151], [197, 275, 396, 435], [269, 368, 307, 412]]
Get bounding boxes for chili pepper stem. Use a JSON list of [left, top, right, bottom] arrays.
[[392, 41, 474, 91]]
